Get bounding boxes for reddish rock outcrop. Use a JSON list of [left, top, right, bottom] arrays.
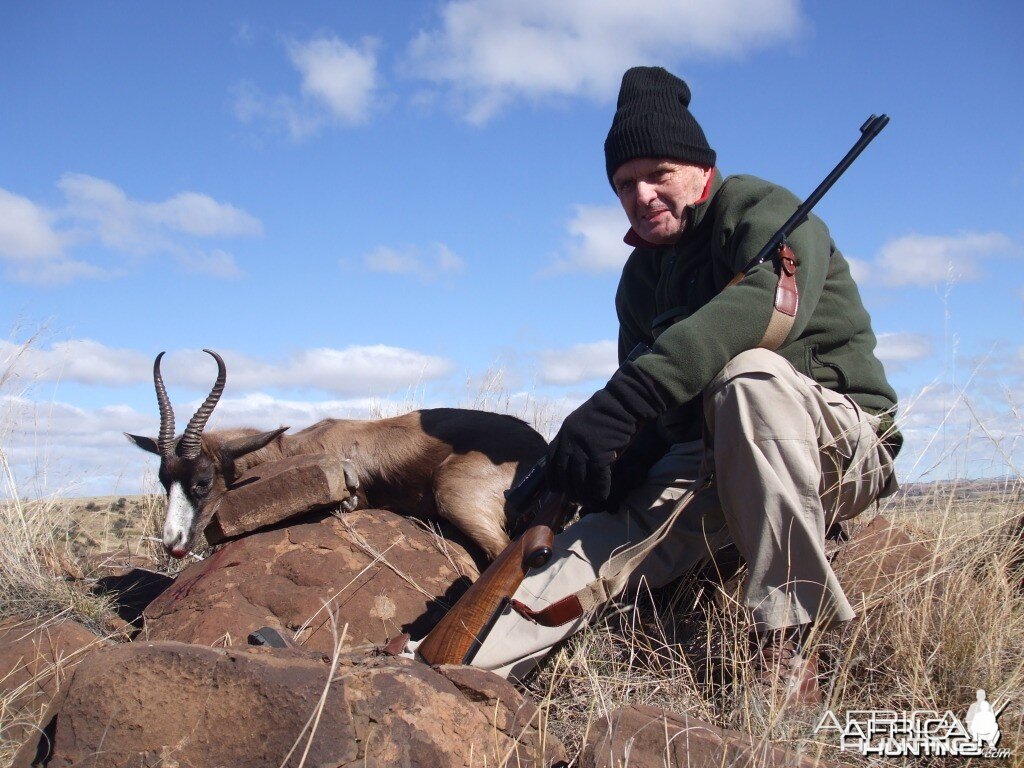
[[582, 704, 843, 767], [0, 616, 105, 747], [144, 509, 479, 652], [15, 641, 565, 768], [832, 515, 942, 610]]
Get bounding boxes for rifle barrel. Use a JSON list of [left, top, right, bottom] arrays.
[[743, 114, 889, 273]]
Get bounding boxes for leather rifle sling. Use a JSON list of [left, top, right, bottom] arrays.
[[727, 240, 799, 351]]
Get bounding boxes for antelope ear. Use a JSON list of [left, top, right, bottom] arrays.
[[125, 433, 161, 455], [219, 427, 289, 466]]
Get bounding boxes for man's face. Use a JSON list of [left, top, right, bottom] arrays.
[[612, 158, 713, 245]]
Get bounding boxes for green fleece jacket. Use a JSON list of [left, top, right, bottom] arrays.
[[616, 170, 898, 446]]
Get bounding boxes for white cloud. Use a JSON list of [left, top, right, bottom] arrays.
[[233, 81, 323, 140], [281, 346, 453, 394], [235, 35, 380, 138], [288, 36, 379, 125], [361, 243, 465, 282], [873, 232, 1016, 287], [152, 191, 263, 238], [126, 391, 405, 438], [204, 392, 383, 429], [546, 204, 631, 275], [0, 189, 104, 285], [0, 339, 151, 387], [1, 340, 455, 397], [0, 188, 65, 261], [0, 177, 262, 284], [406, 0, 804, 122], [874, 332, 933, 371], [539, 340, 617, 385], [58, 173, 262, 253], [1, 394, 156, 497], [5, 259, 113, 285]]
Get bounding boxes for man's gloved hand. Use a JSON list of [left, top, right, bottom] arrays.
[[547, 362, 665, 506], [600, 419, 670, 514], [578, 420, 669, 517]]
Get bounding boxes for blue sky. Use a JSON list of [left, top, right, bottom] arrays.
[[1, 1, 1022, 496]]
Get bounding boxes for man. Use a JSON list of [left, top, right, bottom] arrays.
[[470, 66, 900, 704]]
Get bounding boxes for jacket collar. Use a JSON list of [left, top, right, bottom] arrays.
[[623, 168, 723, 249]]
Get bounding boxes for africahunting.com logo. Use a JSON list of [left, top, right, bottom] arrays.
[[814, 688, 1011, 759]]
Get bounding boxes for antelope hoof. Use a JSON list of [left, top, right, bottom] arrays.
[[339, 460, 360, 512]]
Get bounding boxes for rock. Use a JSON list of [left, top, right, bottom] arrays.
[[144, 509, 479, 653], [435, 665, 543, 735], [92, 567, 174, 629], [581, 704, 842, 768], [0, 616, 105, 748], [206, 452, 357, 543], [15, 641, 565, 768], [832, 515, 942, 611]]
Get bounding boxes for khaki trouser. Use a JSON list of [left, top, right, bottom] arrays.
[[462, 349, 897, 680]]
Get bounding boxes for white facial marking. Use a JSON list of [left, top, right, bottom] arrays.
[[163, 481, 196, 552]]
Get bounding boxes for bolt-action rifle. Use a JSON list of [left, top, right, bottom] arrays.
[[417, 115, 890, 667]]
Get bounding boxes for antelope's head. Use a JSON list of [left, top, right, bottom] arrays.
[[125, 350, 284, 558]]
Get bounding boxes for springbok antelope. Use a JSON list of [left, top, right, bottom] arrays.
[[126, 350, 547, 560]]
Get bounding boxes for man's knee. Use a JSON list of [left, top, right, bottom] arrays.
[[703, 349, 808, 437], [707, 349, 793, 392]]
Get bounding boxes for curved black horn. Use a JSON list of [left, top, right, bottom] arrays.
[[178, 349, 227, 459], [153, 352, 176, 458]]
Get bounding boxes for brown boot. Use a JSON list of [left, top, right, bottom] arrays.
[[754, 629, 822, 709]]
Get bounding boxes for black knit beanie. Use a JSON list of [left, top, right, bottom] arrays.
[[604, 66, 716, 187]]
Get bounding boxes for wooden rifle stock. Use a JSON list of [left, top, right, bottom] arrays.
[[417, 486, 570, 666]]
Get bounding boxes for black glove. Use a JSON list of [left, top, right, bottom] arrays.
[[547, 362, 665, 506], [600, 419, 670, 514]]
